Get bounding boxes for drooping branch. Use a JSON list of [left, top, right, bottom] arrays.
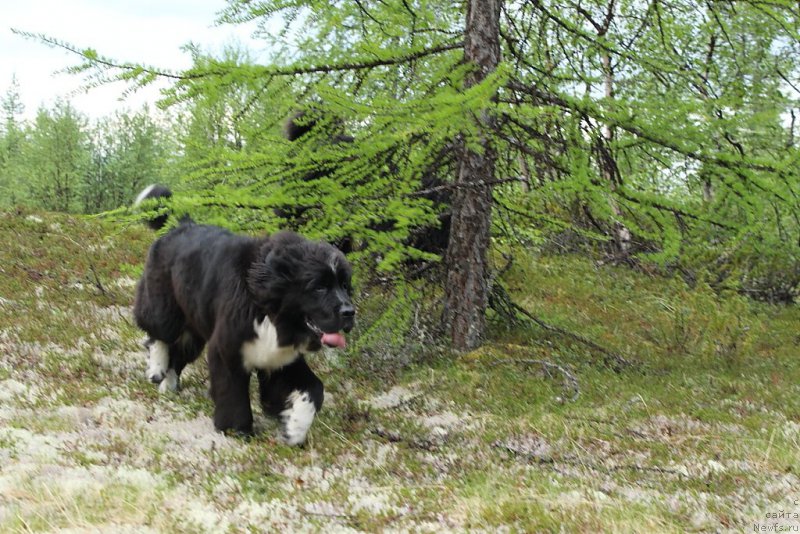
[[492, 109, 754, 232], [529, 0, 683, 78], [231, 41, 466, 77], [12, 30, 186, 79], [14, 29, 463, 83], [506, 81, 799, 202]]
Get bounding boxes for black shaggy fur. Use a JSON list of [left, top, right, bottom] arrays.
[[133, 186, 354, 440]]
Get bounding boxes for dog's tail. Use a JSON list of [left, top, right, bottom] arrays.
[[134, 184, 173, 231]]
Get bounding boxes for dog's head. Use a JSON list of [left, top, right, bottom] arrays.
[[248, 232, 354, 348]]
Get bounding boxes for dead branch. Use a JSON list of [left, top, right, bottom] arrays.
[[494, 440, 684, 477], [489, 283, 635, 370], [301, 507, 352, 519], [371, 427, 440, 450], [491, 358, 580, 401], [88, 263, 107, 297]]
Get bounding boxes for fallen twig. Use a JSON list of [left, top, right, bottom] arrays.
[[301, 507, 352, 519], [88, 263, 107, 297], [520, 306, 633, 369], [490, 283, 635, 370], [371, 427, 440, 450], [494, 440, 683, 477], [371, 426, 403, 442]]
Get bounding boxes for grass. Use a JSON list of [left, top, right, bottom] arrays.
[[0, 207, 798, 532]]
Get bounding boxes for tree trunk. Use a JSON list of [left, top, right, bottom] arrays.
[[442, 0, 501, 351], [579, 1, 630, 258], [601, 51, 631, 258]]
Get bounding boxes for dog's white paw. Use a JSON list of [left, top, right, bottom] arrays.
[[158, 369, 180, 394], [147, 368, 164, 383], [146, 340, 169, 383], [280, 390, 317, 446]]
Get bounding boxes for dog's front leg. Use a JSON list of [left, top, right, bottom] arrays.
[[257, 356, 323, 446], [207, 343, 254, 436]]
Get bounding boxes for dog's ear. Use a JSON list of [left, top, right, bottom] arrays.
[[247, 244, 305, 300], [266, 245, 305, 280]]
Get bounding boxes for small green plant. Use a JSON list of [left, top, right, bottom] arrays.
[[646, 286, 759, 367]]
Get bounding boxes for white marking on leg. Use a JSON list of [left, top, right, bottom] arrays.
[[134, 184, 157, 206], [158, 369, 180, 394], [146, 340, 169, 383], [242, 317, 299, 372], [280, 390, 317, 446]]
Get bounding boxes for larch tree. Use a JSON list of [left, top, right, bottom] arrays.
[[19, 0, 800, 347], [0, 75, 27, 205], [23, 101, 89, 213], [442, 0, 502, 349], [83, 109, 173, 213]]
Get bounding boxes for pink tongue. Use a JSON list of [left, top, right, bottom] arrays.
[[321, 332, 346, 348]]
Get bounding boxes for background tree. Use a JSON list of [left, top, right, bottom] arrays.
[[0, 75, 27, 206], [22, 101, 89, 213], [0, 75, 173, 214], [500, 0, 799, 299], [82, 108, 173, 213]]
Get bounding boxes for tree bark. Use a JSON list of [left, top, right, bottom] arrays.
[[601, 50, 631, 258], [443, 0, 501, 351], [595, 2, 631, 258]]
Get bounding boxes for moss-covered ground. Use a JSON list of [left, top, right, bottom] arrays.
[[0, 209, 797, 532]]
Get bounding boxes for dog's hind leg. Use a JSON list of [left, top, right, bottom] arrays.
[[162, 331, 206, 393], [147, 331, 206, 393], [145, 338, 170, 385], [136, 271, 189, 389], [257, 356, 323, 446]]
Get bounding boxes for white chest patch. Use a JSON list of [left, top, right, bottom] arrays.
[[241, 317, 300, 372]]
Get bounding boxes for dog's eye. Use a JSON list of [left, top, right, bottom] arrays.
[[315, 287, 328, 293]]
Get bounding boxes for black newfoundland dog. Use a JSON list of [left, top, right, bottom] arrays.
[[133, 185, 354, 445]]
